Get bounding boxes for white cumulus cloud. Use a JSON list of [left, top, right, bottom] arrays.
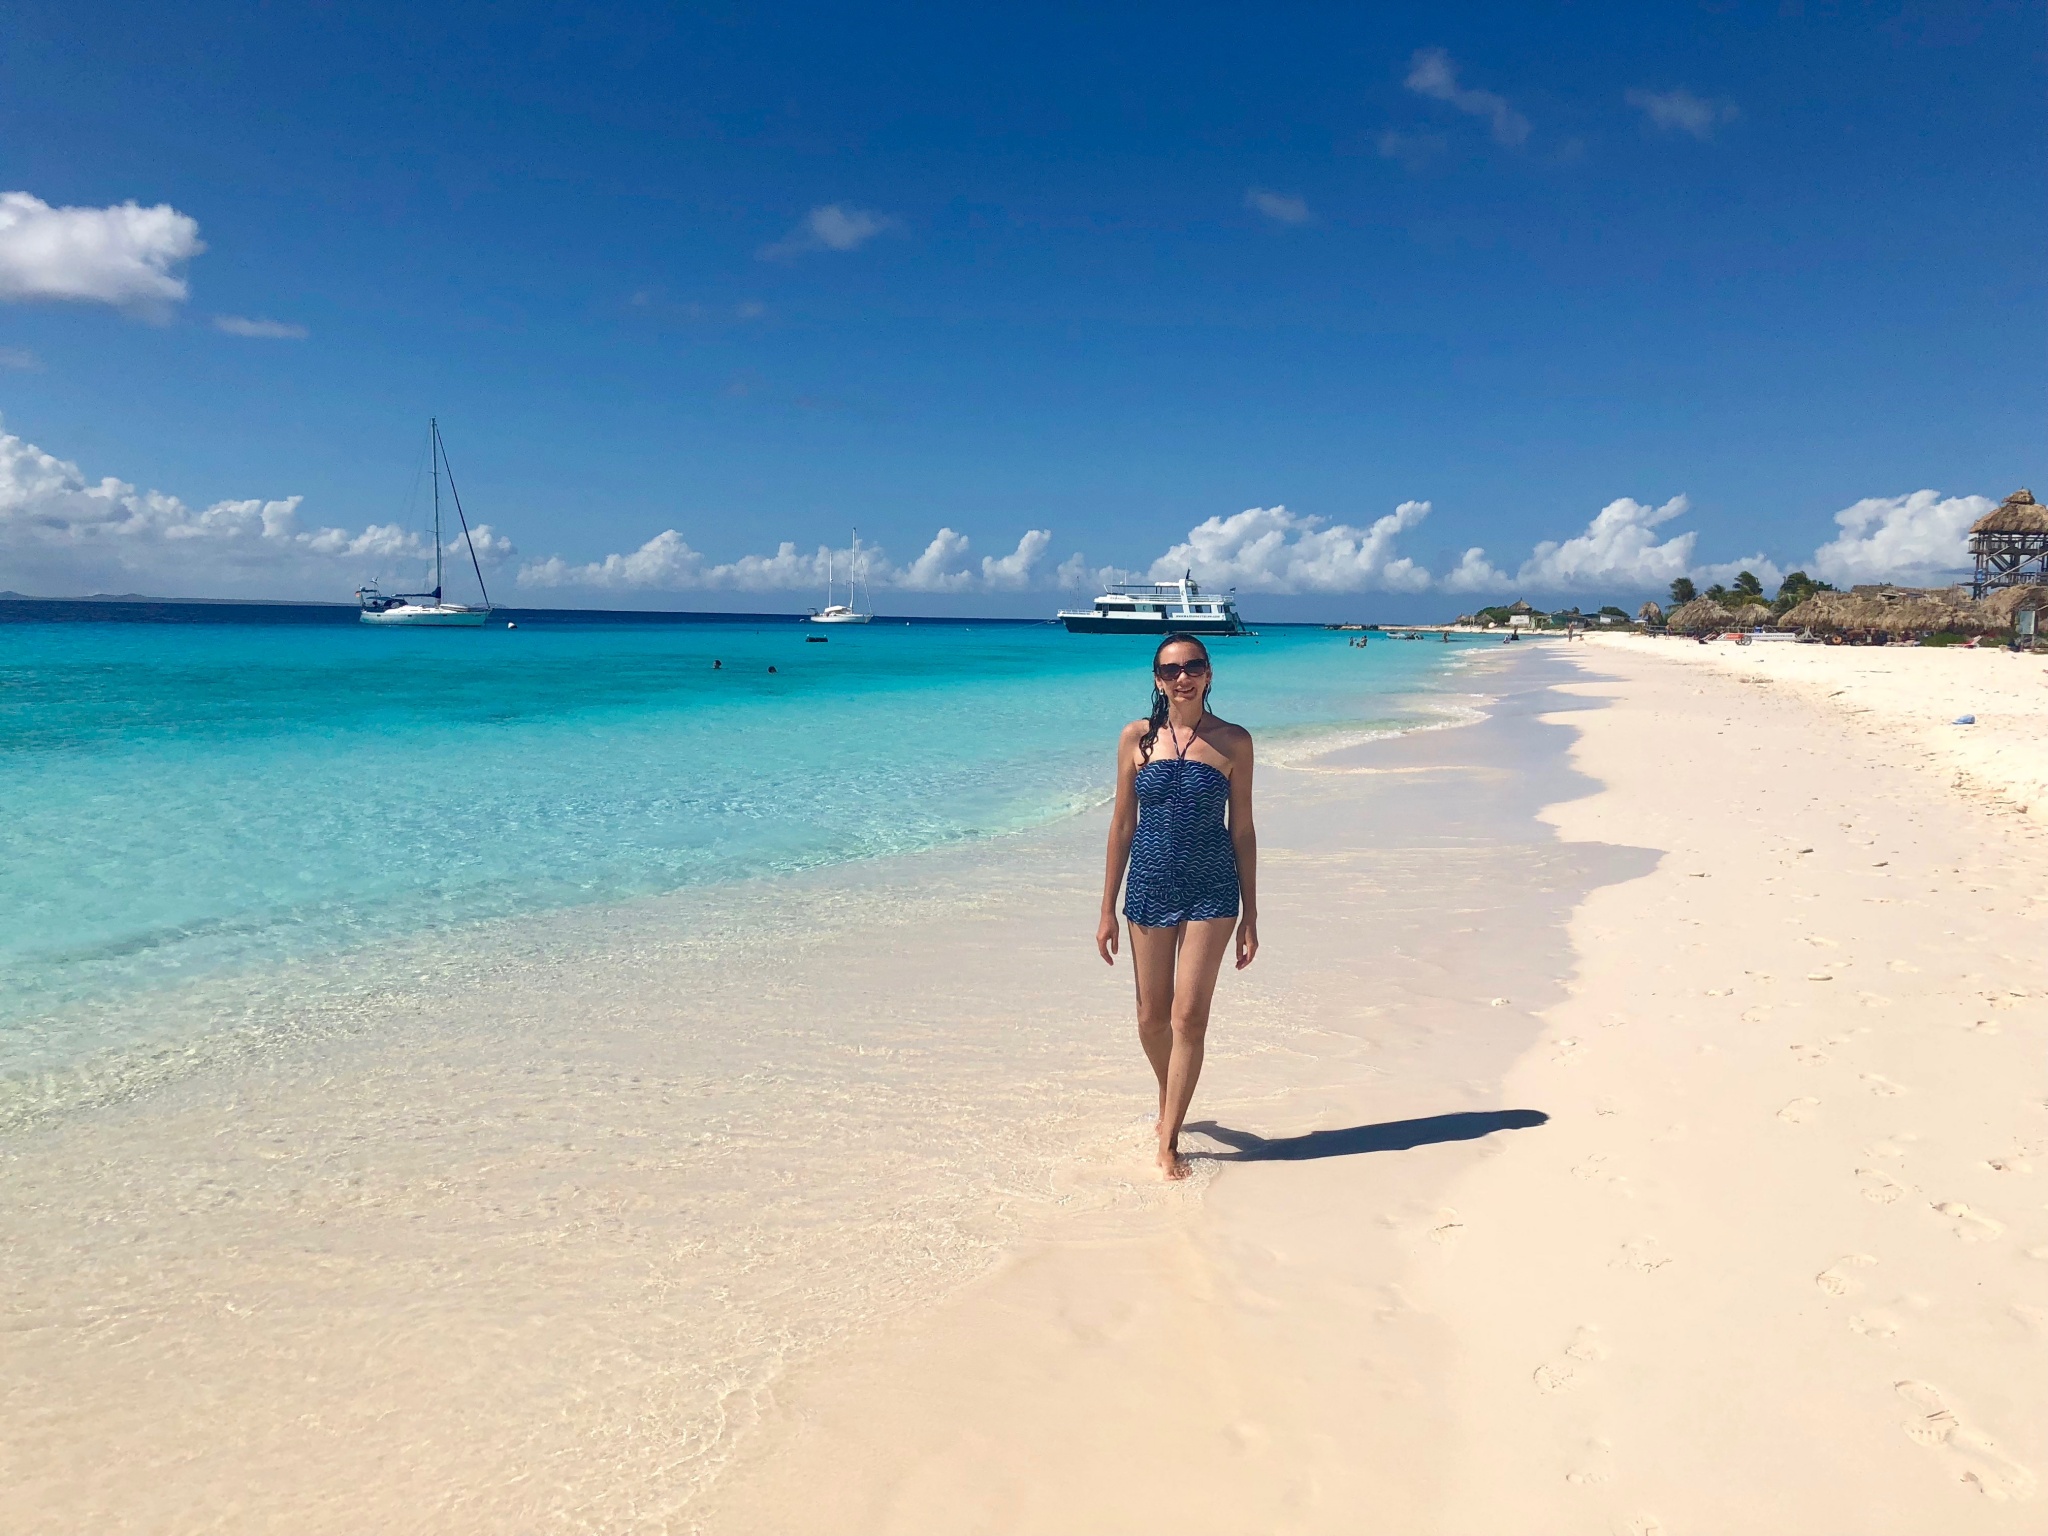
[[1245, 188, 1311, 225], [759, 204, 899, 261], [896, 528, 975, 591], [457, 524, 518, 564], [1441, 546, 1511, 593], [0, 192, 204, 318], [518, 531, 710, 590], [518, 524, 1065, 596], [1404, 49, 1530, 148], [0, 418, 455, 598], [1056, 552, 1141, 592], [1626, 87, 1738, 141], [1150, 502, 1434, 594], [711, 541, 834, 592], [981, 528, 1051, 588], [1514, 495, 1698, 590], [1809, 490, 1991, 585]]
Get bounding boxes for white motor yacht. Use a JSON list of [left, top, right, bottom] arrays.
[[1057, 572, 1245, 635]]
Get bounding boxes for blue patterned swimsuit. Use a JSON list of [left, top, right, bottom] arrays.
[[1123, 746, 1241, 928]]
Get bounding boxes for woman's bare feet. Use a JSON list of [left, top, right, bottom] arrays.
[[1157, 1139, 1190, 1180]]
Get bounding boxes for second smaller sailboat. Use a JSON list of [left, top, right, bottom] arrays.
[[808, 529, 873, 624]]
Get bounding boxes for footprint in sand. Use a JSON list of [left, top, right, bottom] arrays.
[[1532, 1326, 1606, 1394], [1850, 1309, 1902, 1341], [1858, 1168, 1911, 1205], [1778, 1097, 1820, 1125], [1895, 1381, 2039, 1500], [1862, 1073, 1909, 1097], [1614, 1237, 1671, 1274], [1815, 1254, 1878, 1296], [1569, 1155, 1629, 1192], [1931, 1202, 2004, 1241], [1564, 1436, 1615, 1487], [1790, 1043, 1829, 1065], [1613, 1516, 1665, 1536]]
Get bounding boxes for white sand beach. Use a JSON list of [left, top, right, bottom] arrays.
[[693, 638, 2048, 1535], [6, 639, 2045, 1533]]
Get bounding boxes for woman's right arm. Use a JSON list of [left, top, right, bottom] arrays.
[[1097, 723, 1142, 965]]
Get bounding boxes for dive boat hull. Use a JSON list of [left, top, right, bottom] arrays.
[[1058, 611, 1243, 635]]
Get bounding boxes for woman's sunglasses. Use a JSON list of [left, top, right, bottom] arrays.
[[1155, 659, 1211, 681]]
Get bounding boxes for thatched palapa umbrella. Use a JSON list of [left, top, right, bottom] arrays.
[[1636, 600, 1664, 626], [1780, 585, 1988, 639], [1666, 596, 1734, 633], [1978, 584, 2045, 629]]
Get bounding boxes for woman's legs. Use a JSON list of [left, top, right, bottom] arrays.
[[1128, 922, 1177, 1124], [1130, 917, 1236, 1179]]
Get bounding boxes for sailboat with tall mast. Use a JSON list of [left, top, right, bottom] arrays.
[[357, 419, 494, 627], [808, 528, 873, 624]]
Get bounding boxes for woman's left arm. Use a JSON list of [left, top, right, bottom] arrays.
[[1228, 732, 1258, 970]]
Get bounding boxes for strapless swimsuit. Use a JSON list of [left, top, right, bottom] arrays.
[[1123, 748, 1241, 928]]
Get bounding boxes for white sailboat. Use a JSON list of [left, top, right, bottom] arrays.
[[358, 419, 493, 627], [809, 528, 873, 624]]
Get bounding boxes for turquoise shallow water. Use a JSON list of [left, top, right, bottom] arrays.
[[0, 605, 1479, 1069]]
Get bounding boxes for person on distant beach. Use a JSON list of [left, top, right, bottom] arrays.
[[1096, 633, 1259, 1180]]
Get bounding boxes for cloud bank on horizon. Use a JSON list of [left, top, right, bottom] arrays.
[[0, 421, 512, 598], [0, 420, 1994, 605]]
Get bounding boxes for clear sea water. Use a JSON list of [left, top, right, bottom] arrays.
[[0, 602, 1480, 1079]]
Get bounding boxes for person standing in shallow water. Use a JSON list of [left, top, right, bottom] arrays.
[[1097, 633, 1259, 1180]]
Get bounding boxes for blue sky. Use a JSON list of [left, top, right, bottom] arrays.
[[0, 1, 2039, 617]]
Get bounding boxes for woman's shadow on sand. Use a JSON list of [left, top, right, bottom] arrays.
[[1185, 1109, 1547, 1162]]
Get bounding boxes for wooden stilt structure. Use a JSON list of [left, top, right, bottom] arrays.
[[1970, 489, 2048, 599]]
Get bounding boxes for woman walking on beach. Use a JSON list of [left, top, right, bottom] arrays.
[[1097, 633, 1259, 1179]]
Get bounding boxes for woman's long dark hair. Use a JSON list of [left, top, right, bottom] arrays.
[[1138, 632, 1213, 764]]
